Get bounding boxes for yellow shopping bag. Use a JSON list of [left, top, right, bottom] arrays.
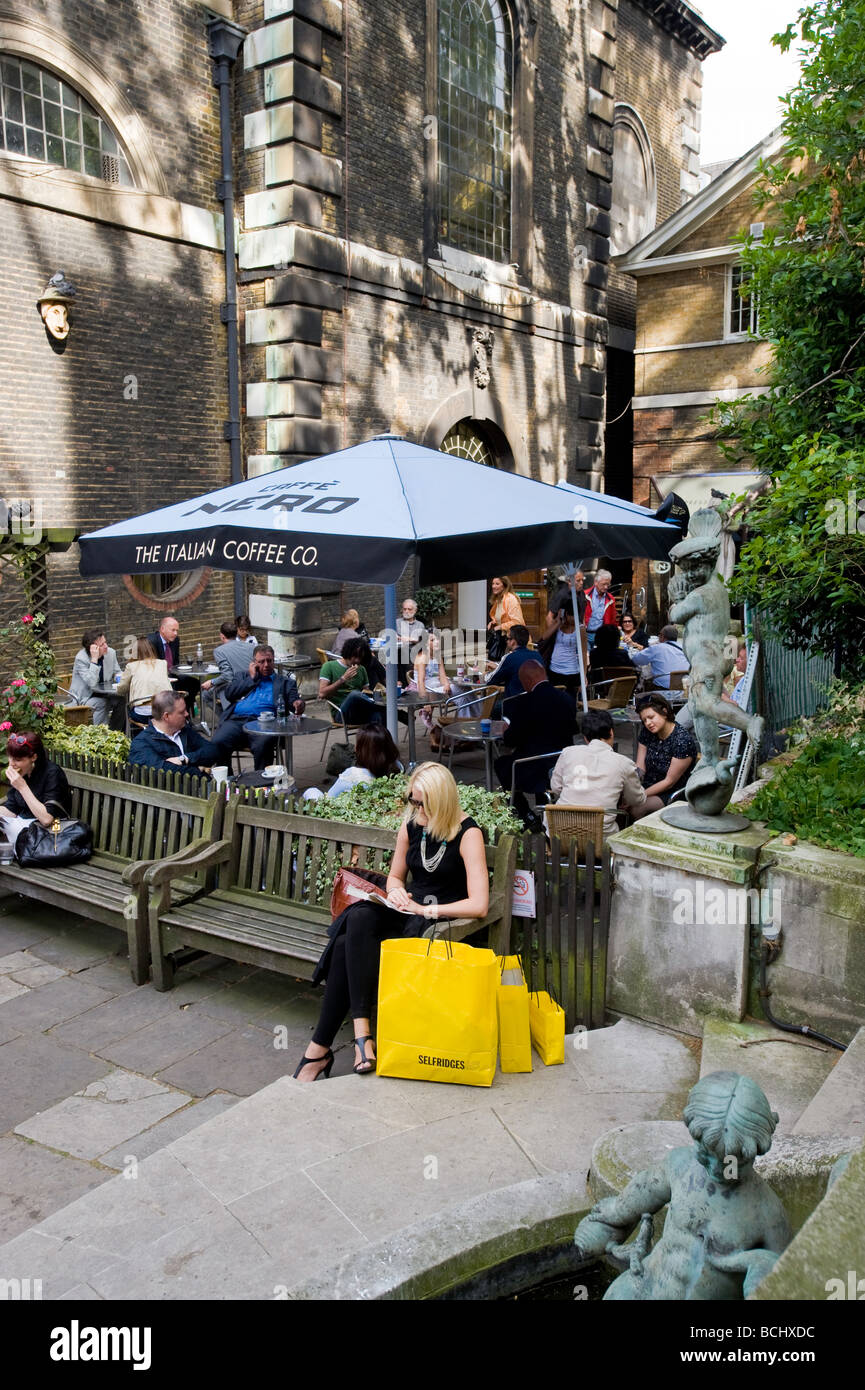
[[496, 954, 532, 1073], [377, 936, 498, 1086], [529, 989, 565, 1066]]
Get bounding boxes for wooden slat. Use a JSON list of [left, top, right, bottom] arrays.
[[293, 832, 309, 901], [580, 840, 597, 1027], [593, 847, 611, 1030], [565, 841, 579, 1033], [237, 823, 255, 888], [548, 834, 561, 1005]]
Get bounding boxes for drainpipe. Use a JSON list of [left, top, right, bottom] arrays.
[[208, 16, 247, 618]]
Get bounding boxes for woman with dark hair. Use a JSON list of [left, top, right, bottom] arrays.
[[318, 636, 382, 726], [326, 724, 402, 799], [620, 612, 648, 651], [589, 622, 636, 677], [631, 694, 697, 817], [0, 731, 71, 849], [235, 615, 257, 644], [540, 595, 583, 696]]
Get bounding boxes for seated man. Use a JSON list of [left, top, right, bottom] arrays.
[[147, 613, 199, 709], [69, 627, 122, 727], [205, 645, 304, 770], [494, 661, 576, 823], [128, 690, 213, 780], [201, 622, 254, 709], [629, 624, 690, 689], [486, 624, 535, 704], [549, 709, 646, 836]]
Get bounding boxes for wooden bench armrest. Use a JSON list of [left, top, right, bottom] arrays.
[[144, 838, 233, 887], [122, 835, 214, 887]]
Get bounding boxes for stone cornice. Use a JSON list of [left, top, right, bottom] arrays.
[[631, 0, 724, 59]]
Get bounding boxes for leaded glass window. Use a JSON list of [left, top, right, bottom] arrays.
[[441, 420, 497, 467], [0, 56, 133, 184], [438, 0, 512, 262]]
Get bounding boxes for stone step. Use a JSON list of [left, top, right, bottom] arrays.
[[699, 1018, 838, 1131], [793, 1027, 865, 1139]]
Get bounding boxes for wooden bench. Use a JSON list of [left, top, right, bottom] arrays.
[[144, 798, 517, 990], [0, 766, 221, 984]]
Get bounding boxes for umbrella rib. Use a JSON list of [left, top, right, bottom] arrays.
[[391, 440, 420, 544]]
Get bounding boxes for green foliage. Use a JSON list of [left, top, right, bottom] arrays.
[[46, 724, 131, 762], [716, 0, 865, 675], [742, 735, 865, 857], [414, 586, 451, 628], [310, 773, 523, 838]]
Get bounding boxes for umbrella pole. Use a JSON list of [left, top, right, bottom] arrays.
[[569, 576, 589, 715], [384, 584, 399, 746]]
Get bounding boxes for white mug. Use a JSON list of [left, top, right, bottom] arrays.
[[211, 765, 229, 788]]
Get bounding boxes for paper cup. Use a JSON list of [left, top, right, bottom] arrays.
[[211, 765, 229, 788]]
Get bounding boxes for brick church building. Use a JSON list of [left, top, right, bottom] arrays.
[[0, 0, 721, 668]]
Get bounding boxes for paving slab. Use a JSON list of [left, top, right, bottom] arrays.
[[0, 904, 56, 952], [227, 1168, 369, 1266], [14, 1071, 189, 1161], [0, 1135, 109, 1243], [793, 1027, 865, 1139], [36, 1150, 222, 1258], [99, 1093, 242, 1169], [305, 1106, 540, 1242], [48, 983, 202, 1052], [569, 1017, 698, 1094], [700, 1017, 838, 1131], [0, 974, 115, 1031], [0, 976, 28, 1004], [191, 972, 310, 1025], [0, 1016, 21, 1046], [156, 1023, 299, 1097], [168, 1077, 422, 1204], [0, 1033, 112, 1134], [25, 923, 121, 972], [0, 950, 44, 974], [88, 1206, 282, 1301], [72, 958, 141, 996], [0, 1228, 118, 1299], [96, 1010, 236, 1074]]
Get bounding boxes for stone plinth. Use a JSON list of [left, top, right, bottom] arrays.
[[607, 811, 772, 1036]]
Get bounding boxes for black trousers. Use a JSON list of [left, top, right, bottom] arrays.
[[204, 717, 275, 770], [313, 901, 406, 1046]]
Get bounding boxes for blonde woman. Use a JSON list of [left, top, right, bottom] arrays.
[[297, 763, 489, 1081], [410, 633, 452, 752], [333, 608, 361, 655], [115, 638, 172, 721]]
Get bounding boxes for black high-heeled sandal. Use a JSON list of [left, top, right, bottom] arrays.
[[353, 1034, 376, 1075], [293, 1048, 334, 1081]]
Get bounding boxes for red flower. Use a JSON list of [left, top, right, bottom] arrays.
[[0, 721, 11, 731], [11, 679, 26, 687], [21, 614, 34, 624]]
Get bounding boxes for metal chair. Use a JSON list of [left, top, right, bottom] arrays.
[[507, 749, 565, 814], [434, 684, 503, 763], [544, 804, 605, 857]]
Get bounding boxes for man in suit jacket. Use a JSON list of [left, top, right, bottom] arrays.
[[494, 660, 576, 823], [127, 689, 214, 780], [204, 645, 304, 770], [147, 613, 201, 707], [69, 627, 122, 726], [202, 622, 253, 708]]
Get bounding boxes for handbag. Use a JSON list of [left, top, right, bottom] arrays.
[[14, 805, 93, 868], [326, 742, 355, 779], [329, 865, 389, 918], [377, 934, 499, 1086], [529, 988, 565, 1065], [487, 630, 507, 663], [496, 954, 533, 1073]]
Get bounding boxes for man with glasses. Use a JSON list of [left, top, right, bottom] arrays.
[[204, 645, 304, 770], [391, 597, 427, 683], [629, 624, 690, 690]]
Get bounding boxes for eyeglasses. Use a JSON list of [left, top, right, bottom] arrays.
[[405, 794, 424, 808]]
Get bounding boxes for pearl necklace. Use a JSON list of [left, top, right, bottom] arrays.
[[420, 829, 447, 874]]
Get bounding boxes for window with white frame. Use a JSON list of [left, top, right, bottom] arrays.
[[437, 0, 513, 263], [727, 263, 759, 337], [0, 55, 133, 184]]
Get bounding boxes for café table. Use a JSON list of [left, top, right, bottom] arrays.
[[241, 714, 331, 776], [228, 768, 297, 795], [369, 689, 449, 767], [439, 718, 507, 793]]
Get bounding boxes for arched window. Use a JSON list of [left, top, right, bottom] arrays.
[[0, 55, 133, 184], [438, 0, 512, 262], [441, 419, 498, 467]]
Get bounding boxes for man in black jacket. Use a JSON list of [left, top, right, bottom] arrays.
[[127, 690, 214, 780], [204, 645, 304, 770], [494, 661, 576, 824], [147, 613, 200, 708]]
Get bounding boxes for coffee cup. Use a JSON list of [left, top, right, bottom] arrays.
[[211, 765, 229, 789], [480, 718, 492, 736]]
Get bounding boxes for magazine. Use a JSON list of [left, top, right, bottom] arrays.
[[343, 883, 418, 915]]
